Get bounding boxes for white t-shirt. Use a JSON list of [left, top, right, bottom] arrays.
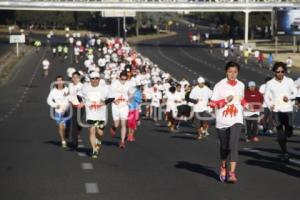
[[151, 91, 162, 107], [294, 77, 300, 97], [259, 83, 267, 108], [165, 92, 178, 112], [264, 77, 297, 112], [42, 59, 50, 70], [47, 87, 70, 114], [211, 78, 245, 129], [286, 58, 293, 68], [74, 46, 80, 56], [68, 82, 83, 106], [80, 83, 110, 121], [189, 85, 212, 112], [110, 80, 131, 107], [98, 58, 106, 67]]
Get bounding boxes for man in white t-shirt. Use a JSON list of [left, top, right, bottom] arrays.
[[264, 62, 297, 161], [295, 77, 300, 107], [79, 72, 114, 158], [259, 77, 273, 135], [47, 76, 70, 148], [42, 59, 50, 77], [68, 71, 83, 149], [150, 85, 162, 125], [189, 77, 212, 140], [110, 71, 132, 149], [286, 57, 293, 74]]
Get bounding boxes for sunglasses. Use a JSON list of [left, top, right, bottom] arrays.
[[91, 77, 100, 80], [275, 70, 285, 74], [120, 78, 127, 81]]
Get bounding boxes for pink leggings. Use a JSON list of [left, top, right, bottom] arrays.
[[127, 110, 140, 130]]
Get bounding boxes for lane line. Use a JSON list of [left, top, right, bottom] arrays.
[[0, 49, 47, 122], [85, 183, 99, 194], [81, 162, 94, 170]]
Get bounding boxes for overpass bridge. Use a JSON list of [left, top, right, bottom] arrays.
[[0, 0, 299, 12], [0, 0, 299, 43]]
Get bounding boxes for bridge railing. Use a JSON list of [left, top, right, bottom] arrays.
[[10, 0, 300, 3]]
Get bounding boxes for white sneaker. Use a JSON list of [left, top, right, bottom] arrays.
[[61, 141, 67, 148]]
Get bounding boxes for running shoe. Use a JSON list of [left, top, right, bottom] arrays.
[[119, 141, 126, 149], [96, 139, 102, 151], [127, 135, 135, 142], [219, 166, 227, 183], [61, 141, 67, 148], [204, 131, 210, 136], [91, 150, 99, 159], [110, 127, 116, 138], [227, 172, 238, 183], [252, 136, 259, 142]]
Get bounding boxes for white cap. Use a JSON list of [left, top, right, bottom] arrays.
[[89, 71, 100, 79], [197, 76, 205, 83], [248, 81, 256, 87]]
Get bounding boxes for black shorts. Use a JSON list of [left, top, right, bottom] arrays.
[[177, 105, 192, 117], [86, 120, 105, 130], [194, 111, 213, 127]]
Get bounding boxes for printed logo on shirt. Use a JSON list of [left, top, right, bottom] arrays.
[[89, 101, 102, 111], [223, 104, 238, 118]]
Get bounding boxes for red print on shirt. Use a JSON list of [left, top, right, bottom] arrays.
[[223, 104, 238, 118], [89, 101, 102, 111]]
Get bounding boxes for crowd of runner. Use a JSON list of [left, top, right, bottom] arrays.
[[45, 31, 300, 184]]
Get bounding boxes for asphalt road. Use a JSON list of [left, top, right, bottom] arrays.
[[0, 32, 299, 200]]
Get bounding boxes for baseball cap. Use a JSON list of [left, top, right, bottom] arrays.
[[248, 81, 256, 87], [197, 76, 205, 83], [89, 71, 100, 79]]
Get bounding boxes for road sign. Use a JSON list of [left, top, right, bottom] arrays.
[[9, 35, 25, 44], [9, 35, 25, 57]]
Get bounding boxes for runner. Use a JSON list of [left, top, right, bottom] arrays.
[[52, 46, 57, 58], [42, 58, 50, 77], [209, 61, 247, 183], [68, 71, 83, 149], [259, 77, 274, 135], [79, 72, 114, 158], [127, 85, 143, 142], [47, 76, 70, 148], [63, 45, 69, 60], [57, 44, 63, 57], [150, 84, 163, 126], [110, 71, 132, 149], [244, 81, 264, 142], [286, 57, 293, 74], [264, 62, 297, 162], [189, 77, 212, 140]]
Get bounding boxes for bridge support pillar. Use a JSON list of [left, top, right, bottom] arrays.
[[244, 9, 251, 45]]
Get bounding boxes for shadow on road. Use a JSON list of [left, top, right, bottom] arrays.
[[44, 140, 61, 147], [175, 161, 218, 180], [171, 135, 196, 140], [102, 140, 119, 147], [240, 151, 300, 178]]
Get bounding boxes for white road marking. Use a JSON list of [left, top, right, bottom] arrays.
[[78, 152, 87, 157], [242, 147, 261, 153], [85, 183, 99, 194], [0, 49, 47, 122], [81, 162, 94, 170]]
